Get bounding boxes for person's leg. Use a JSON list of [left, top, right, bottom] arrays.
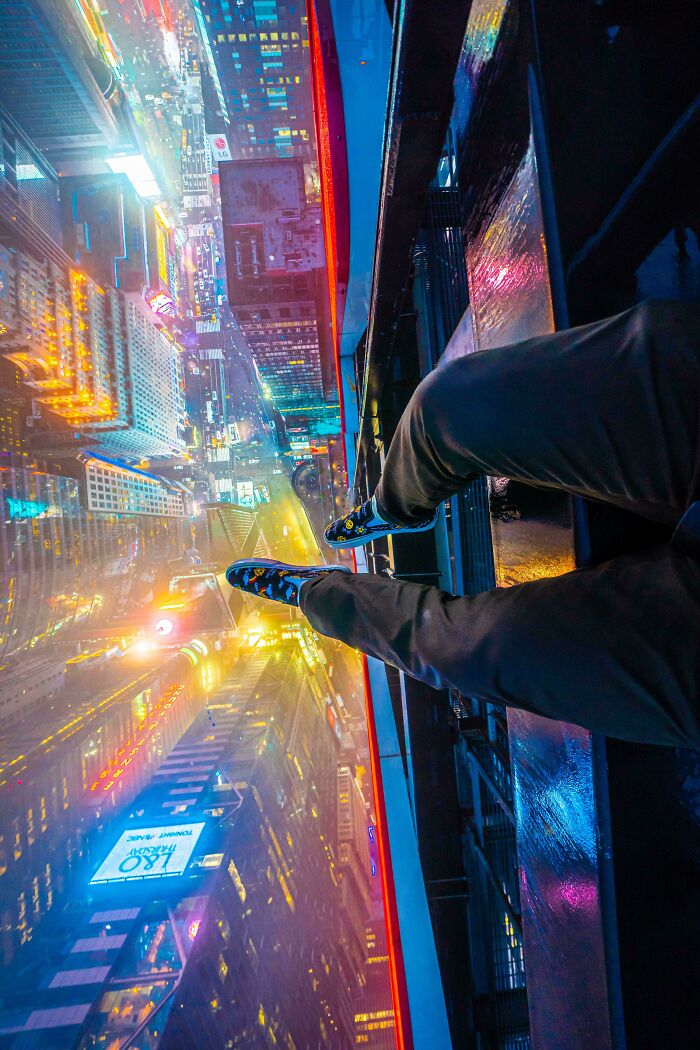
[[300, 541, 700, 748], [376, 299, 700, 528]]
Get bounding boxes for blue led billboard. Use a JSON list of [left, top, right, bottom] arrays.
[[89, 823, 206, 885]]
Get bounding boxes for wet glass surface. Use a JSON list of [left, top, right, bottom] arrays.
[[463, 127, 613, 1048], [466, 137, 573, 587]]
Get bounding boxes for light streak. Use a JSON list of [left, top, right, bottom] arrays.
[[89, 683, 185, 794], [0, 659, 185, 780], [361, 656, 412, 1050]]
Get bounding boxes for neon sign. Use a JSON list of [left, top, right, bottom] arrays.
[[89, 823, 205, 885], [5, 497, 49, 519], [147, 290, 176, 315]]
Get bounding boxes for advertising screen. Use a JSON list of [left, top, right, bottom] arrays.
[[147, 290, 176, 315], [89, 823, 206, 886], [235, 480, 255, 508]]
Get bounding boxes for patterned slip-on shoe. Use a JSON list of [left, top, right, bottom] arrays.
[[324, 495, 437, 549], [226, 558, 352, 607]]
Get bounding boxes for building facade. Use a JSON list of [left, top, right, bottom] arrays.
[[82, 454, 192, 518], [0, 247, 186, 463], [0, 455, 192, 661], [192, 0, 315, 164], [0, 641, 387, 1048], [0, 104, 65, 268], [0, 0, 133, 171], [311, 0, 700, 1046], [219, 157, 337, 433], [0, 652, 203, 968], [61, 173, 153, 294]]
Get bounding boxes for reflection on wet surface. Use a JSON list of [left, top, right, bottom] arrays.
[[490, 485, 575, 587], [463, 122, 613, 1048], [467, 138, 554, 351]]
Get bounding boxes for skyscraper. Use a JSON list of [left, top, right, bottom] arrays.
[[219, 157, 337, 433], [336, 763, 373, 1011], [189, 0, 343, 447], [0, 105, 65, 269], [61, 173, 153, 294], [0, 251, 121, 432], [0, 0, 134, 171], [0, 658, 205, 967], [97, 291, 187, 462], [0, 254, 186, 463], [192, 0, 315, 164], [0, 642, 371, 1047], [355, 916, 397, 1049], [81, 454, 193, 518]]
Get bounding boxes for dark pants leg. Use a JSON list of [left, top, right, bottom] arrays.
[[376, 299, 700, 527], [301, 546, 700, 747], [300, 299, 700, 747]]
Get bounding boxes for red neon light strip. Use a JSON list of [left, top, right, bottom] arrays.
[[306, 0, 349, 427], [89, 683, 185, 794], [307, 6, 408, 1042], [362, 654, 414, 1050], [309, 0, 337, 342]]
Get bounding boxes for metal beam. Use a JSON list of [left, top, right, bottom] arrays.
[[354, 0, 473, 484]]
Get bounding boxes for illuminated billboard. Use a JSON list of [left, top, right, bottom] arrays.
[[155, 209, 171, 288], [89, 823, 205, 886], [235, 480, 255, 509], [208, 134, 232, 162], [107, 154, 163, 200], [147, 290, 176, 315]]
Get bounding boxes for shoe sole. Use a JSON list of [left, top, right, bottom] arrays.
[[324, 519, 436, 549], [226, 558, 352, 584]]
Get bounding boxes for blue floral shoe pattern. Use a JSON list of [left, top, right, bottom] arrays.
[[324, 496, 437, 549], [226, 558, 351, 607]]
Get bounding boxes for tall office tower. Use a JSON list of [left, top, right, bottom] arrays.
[[0, 105, 66, 268], [62, 171, 180, 315], [0, 250, 123, 431], [0, 451, 193, 651], [192, 0, 315, 164], [200, 63, 228, 136], [97, 292, 186, 462], [219, 157, 338, 434], [61, 173, 153, 294], [0, 643, 370, 1047], [0, 0, 134, 172], [0, 657, 204, 967], [0, 392, 25, 456], [81, 454, 193, 517], [336, 765, 372, 1001], [356, 916, 397, 1049], [0, 248, 186, 462], [194, 0, 343, 450], [0, 104, 184, 462]]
